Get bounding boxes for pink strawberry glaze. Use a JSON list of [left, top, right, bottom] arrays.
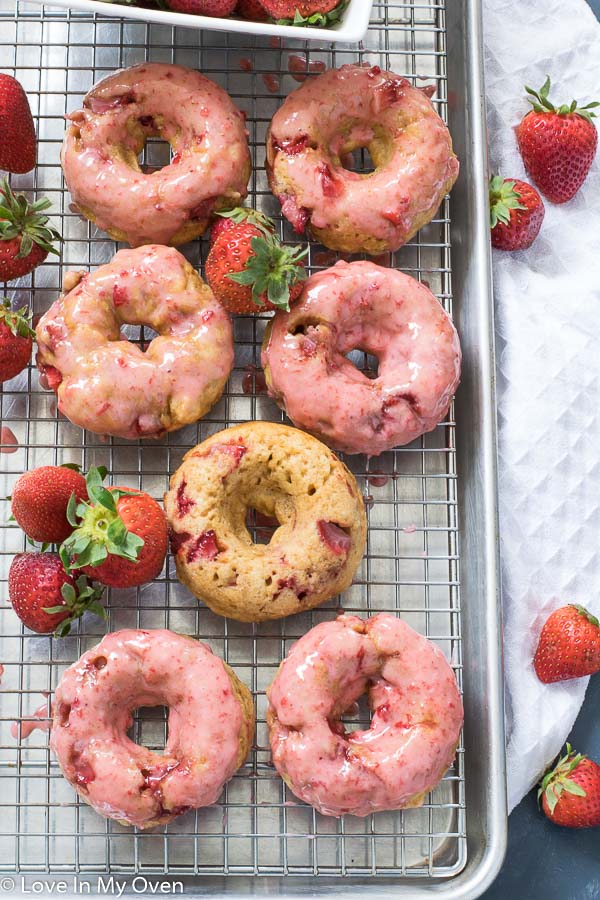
[[61, 63, 251, 247], [35, 245, 234, 441], [11, 701, 53, 740], [267, 613, 463, 817], [267, 65, 459, 252], [262, 261, 461, 456], [50, 629, 251, 828]]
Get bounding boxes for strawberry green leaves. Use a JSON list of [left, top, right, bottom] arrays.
[[538, 743, 587, 815], [43, 574, 106, 638], [0, 177, 61, 257], [489, 176, 526, 228], [276, 0, 348, 27], [525, 76, 599, 124], [60, 466, 144, 572], [227, 233, 308, 311], [0, 298, 34, 339]]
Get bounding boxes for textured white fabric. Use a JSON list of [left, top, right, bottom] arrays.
[[482, 0, 600, 811]]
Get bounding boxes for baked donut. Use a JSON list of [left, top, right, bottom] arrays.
[[50, 629, 254, 828], [36, 245, 234, 440], [262, 260, 461, 456], [62, 62, 251, 246], [267, 64, 459, 254], [164, 422, 366, 622], [267, 613, 463, 817]]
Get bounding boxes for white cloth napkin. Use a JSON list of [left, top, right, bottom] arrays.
[[482, 0, 600, 811]]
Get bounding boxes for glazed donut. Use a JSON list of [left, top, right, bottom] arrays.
[[164, 422, 366, 622], [50, 629, 254, 828], [62, 62, 251, 247], [267, 64, 459, 254], [267, 613, 463, 817], [36, 245, 234, 441], [262, 260, 461, 456]]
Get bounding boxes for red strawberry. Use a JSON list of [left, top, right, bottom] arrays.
[[516, 77, 598, 203], [0, 299, 33, 382], [534, 603, 600, 684], [205, 207, 307, 314], [209, 207, 273, 246], [539, 744, 600, 828], [166, 0, 236, 14], [0, 74, 36, 174], [489, 176, 545, 251], [8, 552, 105, 636], [60, 466, 168, 588], [0, 178, 61, 281], [11, 464, 88, 544], [236, 0, 268, 19], [257, 0, 342, 22]]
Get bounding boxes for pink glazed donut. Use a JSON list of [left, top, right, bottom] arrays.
[[267, 613, 463, 817], [50, 630, 254, 828], [267, 64, 459, 254], [62, 62, 251, 247], [261, 260, 461, 456], [36, 245, 234, 441]]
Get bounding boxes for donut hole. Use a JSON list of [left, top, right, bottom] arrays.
[[340, 146, 377, 175], [140, 137, 176, 174], [129, 705, 169, 753], [343, 349, 379, 380], [245, 507, 281, 545], [119, 323, 159, 353], [338, 692, 373, 735]]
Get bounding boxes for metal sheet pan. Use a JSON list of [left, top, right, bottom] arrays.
[[0, 0, 507, 896]]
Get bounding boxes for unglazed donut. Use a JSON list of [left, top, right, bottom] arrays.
[[267, 64, 459, 254], [262, 260, 461, 456], [36, 245, 234, 440], [267, 613, 463, 817], [164, 422, 366, 622], [62, 63, 251, 246], [50, 629, 254, 828]]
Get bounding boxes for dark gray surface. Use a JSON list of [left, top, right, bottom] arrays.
[[483, 1, 600, 897]]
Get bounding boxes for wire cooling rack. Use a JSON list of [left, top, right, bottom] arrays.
[[0, 0, 465, 882]]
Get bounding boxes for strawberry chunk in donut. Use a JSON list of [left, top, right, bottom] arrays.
[[62, 63, 251, 247], [36, 245, 234, 441], [267, 613, 464, 817], [261, 260, 461, 456], [267, 64, 459, 254], [50, 630, 254, 828]]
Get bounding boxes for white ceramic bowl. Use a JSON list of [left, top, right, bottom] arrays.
[[31, 0, 374, 42]]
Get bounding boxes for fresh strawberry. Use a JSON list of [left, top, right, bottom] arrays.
[[11, 464, 88, 544], [0, 74, 36, 174], [534, 603, 600, 684], [209, 207, 273, 246], [489, 176, 545, 251], [205, 207, 307, 314], [539, 744, 600, 828], [257, 0, 344, 24], [0, 299, 33, 382], [236, 0, 268, 19], [516, 77, 598, 204], [0, 179, 61, 281], [166, 0, 236, 14], [60, 467, 168, 588], [8, 551, 105, 636]]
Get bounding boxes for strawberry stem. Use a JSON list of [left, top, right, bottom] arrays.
[[228, 232, 308, 311], [538, 743, 588, 814], [524, 76, 599, 123], [42, 574, 106, 638], [0, 298, 34, 339], [489, 176, 526, 229]]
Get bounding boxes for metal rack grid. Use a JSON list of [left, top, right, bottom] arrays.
[[0, 0, 466, 881]]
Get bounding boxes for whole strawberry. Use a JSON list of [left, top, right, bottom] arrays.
[[8, 552, 105, 636], [236, 0, 268, 19], [0, 74, 36, 174], [257, 0, 342, 22], [539, 744, 600, 828], [60, 467, 168, 588], [0, 299, 33, 382], [0, 179, 61, 281], [11, 464, 88, 544], [166, 0, 236, 14], [516, 77, 598, 203], [534, 603, 600, 684], [489, 176, 545, 251], [205, 207, 307, 314]]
